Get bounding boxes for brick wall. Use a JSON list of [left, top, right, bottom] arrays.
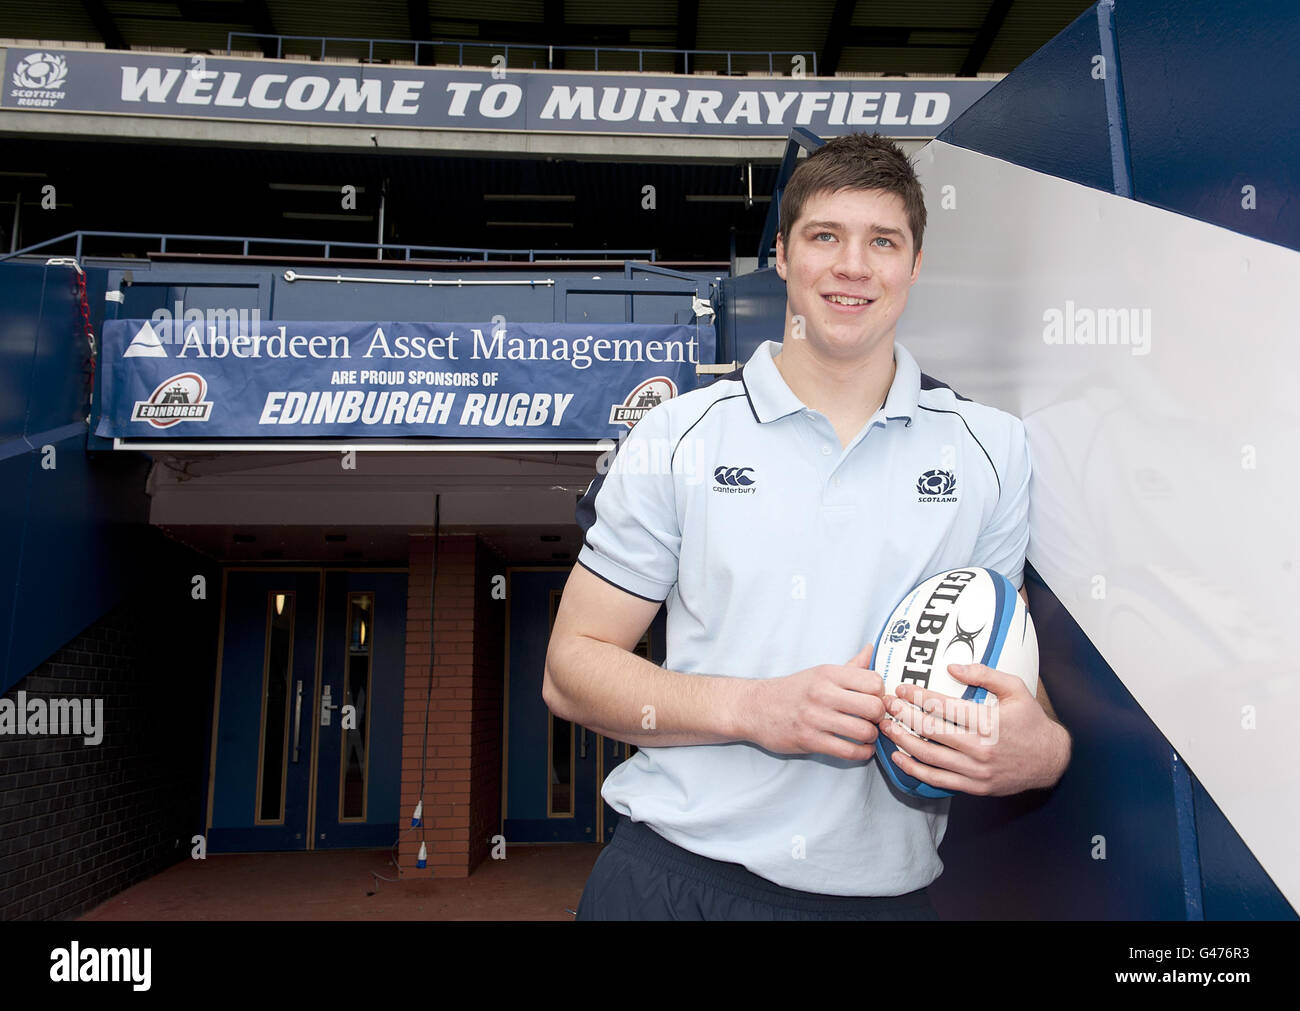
[[469, 539, 506, 871], [0, 539, 219, 920], [400, 534, 483, 876]]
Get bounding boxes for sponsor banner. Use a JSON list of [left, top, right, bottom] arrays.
[[2, 47, 993, 137], [96, 319, 712, 440]]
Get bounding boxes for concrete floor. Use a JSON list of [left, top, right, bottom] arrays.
[[79, 843, 601, 921]]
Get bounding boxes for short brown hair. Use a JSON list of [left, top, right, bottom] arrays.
[[778, 132, 926, 258]]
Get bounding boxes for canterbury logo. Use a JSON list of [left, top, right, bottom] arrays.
[[712, 466, 757, 494], [714, 466, 755, 486]]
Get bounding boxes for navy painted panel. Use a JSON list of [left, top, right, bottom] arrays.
[[25, 267, 90, 436], [0, 263, 48, 440], [0, 452, 34, 695], [938, 6, 1115, 195], [931, 565, 1190, 919], [1117, 0, 1300, 252], [715, 266, 787, 366], [91, 261, 719, 326], [6, 434, 150, 688], [1192, 775, 1297, 920]]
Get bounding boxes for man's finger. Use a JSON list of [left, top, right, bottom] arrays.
[[846, 642, 874, 668]]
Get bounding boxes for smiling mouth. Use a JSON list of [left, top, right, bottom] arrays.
[[823, 294, 875, 307]]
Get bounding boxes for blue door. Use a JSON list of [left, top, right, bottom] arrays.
[[207, 569, 407, 852], [504, 567, 666, 843]]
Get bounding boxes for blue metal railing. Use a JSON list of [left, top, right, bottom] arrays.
[[756, 128, 826, 268], [225, 32, 818, 76], [0, 231, 657, 264]]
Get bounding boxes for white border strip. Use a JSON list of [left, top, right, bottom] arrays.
[[111, 438, 608, 452]]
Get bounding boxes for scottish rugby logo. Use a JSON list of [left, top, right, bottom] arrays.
[[609, 376, 676, 428], [132, 373, 213, 428], [10, 52, 68, 107], [916, 468, 957, 503]]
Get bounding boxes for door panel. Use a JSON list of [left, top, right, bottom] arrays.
[[209, 571, 320, 851], [207, 569, 406, 853], [503, 568, 667, 843], [505, 569, 597, 841], [312, 571, 407, 848]]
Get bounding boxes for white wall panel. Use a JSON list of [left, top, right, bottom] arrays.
[[902, 139, 1299, 908]]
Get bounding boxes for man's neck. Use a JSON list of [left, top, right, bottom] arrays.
[[771, 338, 897, 431]]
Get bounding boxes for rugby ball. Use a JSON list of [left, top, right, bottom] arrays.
[[871, 567, 1038, 799]]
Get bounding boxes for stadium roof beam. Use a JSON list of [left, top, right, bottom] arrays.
[[675, 0, 699, 75], [820, 0, 857, 77], [545, 0, 565, 68], [237, 0, 279, 60], [406, 0, 433, 65], [79, 0, 127, 51], [959, 0, 1014, 76]]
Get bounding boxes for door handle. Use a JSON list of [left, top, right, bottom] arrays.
[[292, 680, 303, 762], [320, 683, 338, 726]]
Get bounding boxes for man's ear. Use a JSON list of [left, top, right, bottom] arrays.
[[909, 246, 924, 284], [775, 233, 787, 280]]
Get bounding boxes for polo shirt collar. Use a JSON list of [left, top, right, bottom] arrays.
[[741, 339, 920, 426]]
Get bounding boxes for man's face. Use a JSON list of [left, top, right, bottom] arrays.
[[775, 187, 923, 360]]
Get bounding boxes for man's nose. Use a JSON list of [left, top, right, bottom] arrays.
[[835, 239, 873, 277]]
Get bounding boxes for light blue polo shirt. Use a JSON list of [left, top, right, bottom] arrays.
[[575, 338, 1031, 896]]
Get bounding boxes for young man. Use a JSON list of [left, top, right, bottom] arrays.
[[544, 133, 1071, 921]]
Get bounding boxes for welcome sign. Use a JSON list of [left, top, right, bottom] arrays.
[[96, 319, 713, 440], [2, 47, 993, 138]]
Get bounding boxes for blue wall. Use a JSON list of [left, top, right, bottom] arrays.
[[940, 0, 1300, 253], [0, 260, 151, 695], [97, 260, 723, 330]]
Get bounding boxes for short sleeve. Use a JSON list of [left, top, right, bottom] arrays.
[[969, 415, 1031, 590], [575, 404, 681, 602]]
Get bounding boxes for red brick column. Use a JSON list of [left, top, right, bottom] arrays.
[[400, 534, 477, 877]]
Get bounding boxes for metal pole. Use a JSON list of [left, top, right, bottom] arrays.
[[377, 179, 387, 261], [8, 191, 19, 253]]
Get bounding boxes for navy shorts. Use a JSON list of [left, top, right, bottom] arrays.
[[576, 815, 940, 921]]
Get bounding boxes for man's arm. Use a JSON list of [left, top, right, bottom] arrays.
[[543, 564, 887, 758], [543, 564, 749, 747]]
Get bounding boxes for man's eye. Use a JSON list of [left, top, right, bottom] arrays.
[[815, 232, 835, 241], [874, 236, 893, 247]]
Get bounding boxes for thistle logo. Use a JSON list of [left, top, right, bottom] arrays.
[[712, 465, 756, 494], [886, 619, 911, 644], [609, 376, 676, 428], [916, 468, 957, 503], [131, 373, 213, 428], [10, 52, 68, 108]]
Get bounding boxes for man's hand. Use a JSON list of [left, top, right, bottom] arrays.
[[740, 644, 887, 761], [878, 663, 1071, 796]]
